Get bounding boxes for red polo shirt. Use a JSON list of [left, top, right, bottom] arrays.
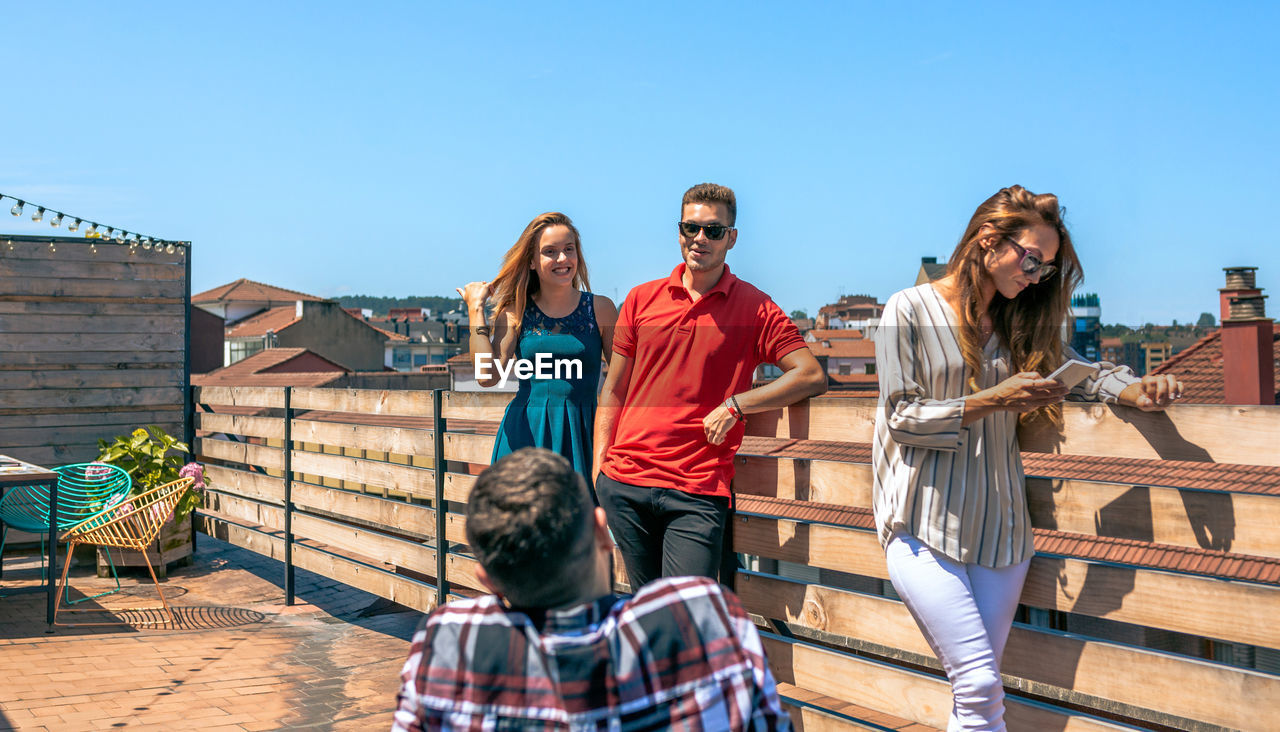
[[602, 264, 807, 497]]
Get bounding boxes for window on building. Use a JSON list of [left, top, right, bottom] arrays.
[[413, 354, 428, 366], [227, 339, 264, 365], [865, 363, 876, 375]]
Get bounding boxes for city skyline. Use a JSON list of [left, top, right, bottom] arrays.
[[1, 2, 1276, 325]]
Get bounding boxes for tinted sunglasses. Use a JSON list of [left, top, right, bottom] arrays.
[[1004, 237, 1058, 280], [678, 221, 733, 240]]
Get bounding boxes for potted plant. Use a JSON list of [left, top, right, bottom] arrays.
[[95, 426, 209, 578]]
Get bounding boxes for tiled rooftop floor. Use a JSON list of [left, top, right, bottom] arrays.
[[0, 537, 420, 731]]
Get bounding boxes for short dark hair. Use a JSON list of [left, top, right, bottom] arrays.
[[682, 183, 737, 225], [465, 448, 594, 607]]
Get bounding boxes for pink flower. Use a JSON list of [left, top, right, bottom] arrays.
[[107, 496, 135, 520], [179, 462, 207, 493], [85, 461, 113, 482]]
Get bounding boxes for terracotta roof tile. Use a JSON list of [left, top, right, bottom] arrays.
[[828, 373, 879, 387], [807, 340, 877, 359], [192, 347, 350, 388], [226, 306, 300, 337], [1152, 325, 1280, 403], [737, 494, 873, 528], [739, 437, 874, 463], [193, 278, 325, 304], [1022, 451, 1280, 496], [734, 495, 1280, 584], [1030, 529, 1280, 584], [737, 436, 1280, 497], [193, 371, 345, 388]]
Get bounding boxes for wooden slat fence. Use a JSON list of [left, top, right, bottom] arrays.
[[0, 235, 188, 467], [193, 387, 1280, 732]]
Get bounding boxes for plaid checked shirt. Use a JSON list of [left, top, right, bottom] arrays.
[[392, 575, 791, 731]]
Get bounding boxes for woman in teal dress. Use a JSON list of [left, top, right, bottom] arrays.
[[457, 212, 617, 489]]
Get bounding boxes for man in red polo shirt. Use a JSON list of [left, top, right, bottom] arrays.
[[592, 183, 827, 588]]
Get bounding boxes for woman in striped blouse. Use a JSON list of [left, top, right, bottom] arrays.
[[873, 185, 1182, 731]]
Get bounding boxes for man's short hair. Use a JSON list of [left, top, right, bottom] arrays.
[[682, 183, 737, 226], [465, 448, 594, 607]]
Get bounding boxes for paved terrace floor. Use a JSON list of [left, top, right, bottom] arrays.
[[2, 540, 937, 732], [0, 537, 420, 731]]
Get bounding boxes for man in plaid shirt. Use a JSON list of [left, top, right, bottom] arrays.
[[392, 448, 791, 731]]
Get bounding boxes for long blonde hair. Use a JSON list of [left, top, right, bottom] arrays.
[[489, 212, 591, 333], [945, 186, 1083, 425]]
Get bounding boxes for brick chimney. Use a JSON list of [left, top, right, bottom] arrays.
[[1219, 267, 1275, 405]]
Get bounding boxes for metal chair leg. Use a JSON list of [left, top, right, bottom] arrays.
[[65, 545, 121, 605], [52, 544, 75, 626]]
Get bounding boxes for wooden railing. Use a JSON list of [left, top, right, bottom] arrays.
[[192, 386, 1280, 732]]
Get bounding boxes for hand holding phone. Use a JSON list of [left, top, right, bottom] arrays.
[[1047, 359, 1099, 389]]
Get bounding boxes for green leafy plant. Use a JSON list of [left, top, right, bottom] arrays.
[[97, 425, 207, 523]]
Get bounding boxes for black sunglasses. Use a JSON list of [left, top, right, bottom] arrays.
[[1004, 237, 1058, 280], [677, 221, 733, 240]]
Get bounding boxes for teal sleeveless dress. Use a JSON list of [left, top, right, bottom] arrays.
[[491, 291, 603, 488]]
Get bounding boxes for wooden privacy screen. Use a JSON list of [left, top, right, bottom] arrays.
[[194, 387, 1280, 732], [0, 235, 188, 466]]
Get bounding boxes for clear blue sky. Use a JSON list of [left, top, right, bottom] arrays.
[[2, 2, 1276, 325]]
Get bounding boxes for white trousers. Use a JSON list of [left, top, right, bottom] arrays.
[[884, 532, 1031, 732]]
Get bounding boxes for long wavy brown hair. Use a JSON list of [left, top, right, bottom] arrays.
[[489, 212, 591, 333], [945, 185, 1083, 425]]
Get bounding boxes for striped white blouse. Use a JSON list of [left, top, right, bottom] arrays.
[[872, 284, 1137, 567]]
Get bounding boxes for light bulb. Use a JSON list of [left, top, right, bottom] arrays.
[[105, 228, 114, 240], [116, 231, 126, 244], [50, 212, 63, 227], [48, 241, 56, 253], [68, 218, 80, 232], [142, 239, 152, 250], [10, 200, 23, 217], [31, 207, 44, 223], [86, 223, 98, 236], [166, 243, 175, 254], [89, 242, 97, 254]]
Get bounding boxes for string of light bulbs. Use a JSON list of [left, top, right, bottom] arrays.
[[1, 191, 188, 255]]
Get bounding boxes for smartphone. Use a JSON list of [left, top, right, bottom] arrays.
[[1047, 359, 1098, 389]]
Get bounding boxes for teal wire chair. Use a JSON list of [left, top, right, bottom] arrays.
[[0, 462, 132, 603]]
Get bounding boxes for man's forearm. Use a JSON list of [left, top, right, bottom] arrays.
[[735, 363, 826, 414]]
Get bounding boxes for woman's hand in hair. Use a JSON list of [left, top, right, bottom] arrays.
[[989, 372, 1069, 413], [456, 281, 493, 311], [1118, 374, 1183, 411]]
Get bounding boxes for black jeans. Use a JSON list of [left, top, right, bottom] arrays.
[[596, 473, 732, 591]]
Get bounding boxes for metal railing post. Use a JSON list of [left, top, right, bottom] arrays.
[[283, 386, 295, 605], [183, 249, 196, 555], [433, 389, 448, 607]]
